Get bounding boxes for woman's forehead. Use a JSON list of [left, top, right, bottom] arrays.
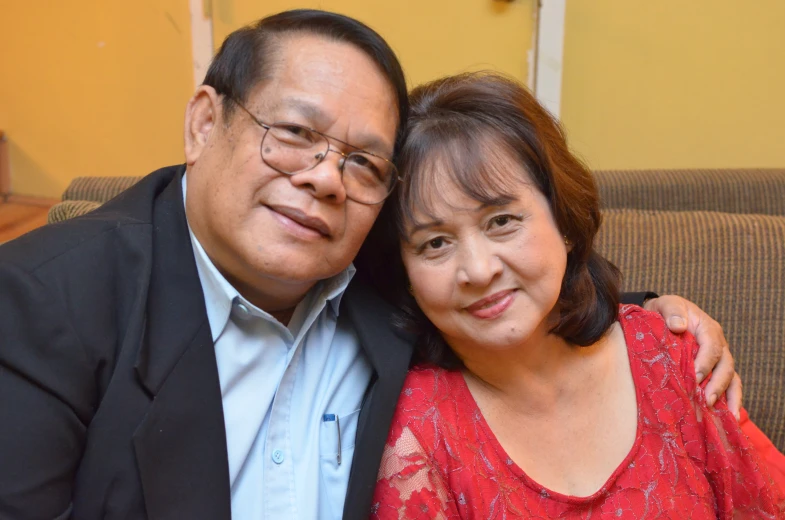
[[402, 145, 534, 218]]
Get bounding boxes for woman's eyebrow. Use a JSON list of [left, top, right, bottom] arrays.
[[476, 195, 517, 210], [408, 219, 444, 235]]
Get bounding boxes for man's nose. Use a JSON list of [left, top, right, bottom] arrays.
[[288, 148, 347, 204]]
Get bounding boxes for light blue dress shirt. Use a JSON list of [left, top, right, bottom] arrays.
[[183, 176, 373, 519]]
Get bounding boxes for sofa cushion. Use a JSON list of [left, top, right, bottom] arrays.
[[597, 208, 785, 450]]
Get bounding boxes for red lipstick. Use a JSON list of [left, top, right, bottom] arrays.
[[465, 290, 516, 320]]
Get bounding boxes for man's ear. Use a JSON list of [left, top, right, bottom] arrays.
[[184, 85, 221, 165]]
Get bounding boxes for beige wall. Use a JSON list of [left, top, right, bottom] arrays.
[[0, 1, 194, 198], [560, 0, 785, 170]]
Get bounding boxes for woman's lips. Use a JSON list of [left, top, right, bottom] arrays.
[[465, 290, 516, 320]]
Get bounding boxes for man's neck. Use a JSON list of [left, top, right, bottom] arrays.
[[269, 308, 296, 327], [224, 270, 313, 322]]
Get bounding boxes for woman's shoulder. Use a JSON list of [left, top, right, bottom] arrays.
[[619, 304, 699, 387], [390, 365, 469, 434], [398, 365, 464, 407]]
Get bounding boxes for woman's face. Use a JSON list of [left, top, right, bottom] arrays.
[[401, 156, 569, 358]]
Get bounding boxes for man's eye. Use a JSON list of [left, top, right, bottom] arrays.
[[273, 124, 318, 144], [283, 125, 305, 135], [346, 154, 385, 182], [347, 154, 371, 167]]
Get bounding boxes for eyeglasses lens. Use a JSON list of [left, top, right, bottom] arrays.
[[262, 123, 396, 204]]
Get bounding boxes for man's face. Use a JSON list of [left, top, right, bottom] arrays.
[[185, 34, 398, 311]]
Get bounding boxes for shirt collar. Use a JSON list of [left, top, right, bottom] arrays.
[[182, 173, 355, 341]]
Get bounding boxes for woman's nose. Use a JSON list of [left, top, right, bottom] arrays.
[[456, 241, 503, 287]]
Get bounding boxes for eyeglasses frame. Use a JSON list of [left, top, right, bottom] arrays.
[[227, 97, 401, 205]]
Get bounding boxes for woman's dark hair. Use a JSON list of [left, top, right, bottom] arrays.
[[356, 72, 621, 369], [202, 9, 409, 155]]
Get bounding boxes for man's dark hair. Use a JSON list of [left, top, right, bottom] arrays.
[[357, 72, 621, 369], [202, 9, 409, 155]]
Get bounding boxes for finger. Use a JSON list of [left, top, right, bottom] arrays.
[[703, 347, 735, 408], [646, 295, 688, 332], [724, 373, 743, 421], [691, 315, 724, 383]]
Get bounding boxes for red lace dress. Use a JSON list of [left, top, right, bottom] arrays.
[[372, 306, 785, 519]]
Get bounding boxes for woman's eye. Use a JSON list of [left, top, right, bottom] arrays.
[[428, 237, 445, 249], [491, 214, 520, 228]]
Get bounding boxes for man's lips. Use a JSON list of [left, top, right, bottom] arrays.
[[267, 205, 331, 237], [464, 289, 516, 319]]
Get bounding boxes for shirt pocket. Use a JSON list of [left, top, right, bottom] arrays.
[[319, 408, 360, 460], [319, 408, 361, 518]]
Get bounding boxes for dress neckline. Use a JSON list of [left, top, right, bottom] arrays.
[[451, 305, 645, 504]]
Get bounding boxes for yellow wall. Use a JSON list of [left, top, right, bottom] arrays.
[[0, 1, 194, 198], [561, 1, 785, 170], [5, 1, 781, 197], [211, 0, 536, 88], [1, 1, 534, 197]]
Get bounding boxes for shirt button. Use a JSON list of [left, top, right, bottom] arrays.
[[271, 449, 284, 464], [234, 301, 252, 319]]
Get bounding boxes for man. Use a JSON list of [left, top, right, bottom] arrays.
[[0, 9, 738, 520]]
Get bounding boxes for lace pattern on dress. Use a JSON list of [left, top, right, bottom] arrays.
[[371, 306, 785, 519]]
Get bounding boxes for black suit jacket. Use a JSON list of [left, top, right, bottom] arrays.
[[0, 165, 413, 520]]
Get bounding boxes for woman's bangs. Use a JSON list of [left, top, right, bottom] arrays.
[[398, 130, 530, 235]]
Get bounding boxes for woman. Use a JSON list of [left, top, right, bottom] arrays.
[[369, 73, 784, 518]]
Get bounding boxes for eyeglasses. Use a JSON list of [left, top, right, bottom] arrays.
[[229, 98, 400, 205]]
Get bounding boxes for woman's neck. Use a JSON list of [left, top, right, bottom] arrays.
[[460, 324, 620, 416]]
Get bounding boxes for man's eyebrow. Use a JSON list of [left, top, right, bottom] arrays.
[[276, 98, 394, 158], [277, 98, 330, 126]]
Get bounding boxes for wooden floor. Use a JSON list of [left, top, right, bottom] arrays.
[[0, 200, 53, 243]]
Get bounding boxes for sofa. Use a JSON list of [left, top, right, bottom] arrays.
[[594, 169, 785, 452], [48, 168, 785, 451]]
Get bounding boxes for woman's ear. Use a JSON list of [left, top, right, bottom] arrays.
[[563, 235, 574, 252], [184, 85, 221, 165]]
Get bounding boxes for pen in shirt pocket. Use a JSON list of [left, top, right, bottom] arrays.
[[323, 413, 341, 465]]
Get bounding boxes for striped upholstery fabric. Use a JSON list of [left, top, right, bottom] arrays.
[[63, 176, 142, 203], [47, 200, 102, 224], [594, 169, 785, 216], [598, 209, 785, 451]]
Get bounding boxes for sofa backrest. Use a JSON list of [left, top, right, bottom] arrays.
[[594, 169, 785, 216], [63, 176, 142, 203], [597, 208, 785, 451], [45, 173, 785, 451]]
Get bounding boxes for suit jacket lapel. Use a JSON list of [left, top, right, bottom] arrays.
[[132, 168, 231, 520], [341, 281, 414, 520]]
